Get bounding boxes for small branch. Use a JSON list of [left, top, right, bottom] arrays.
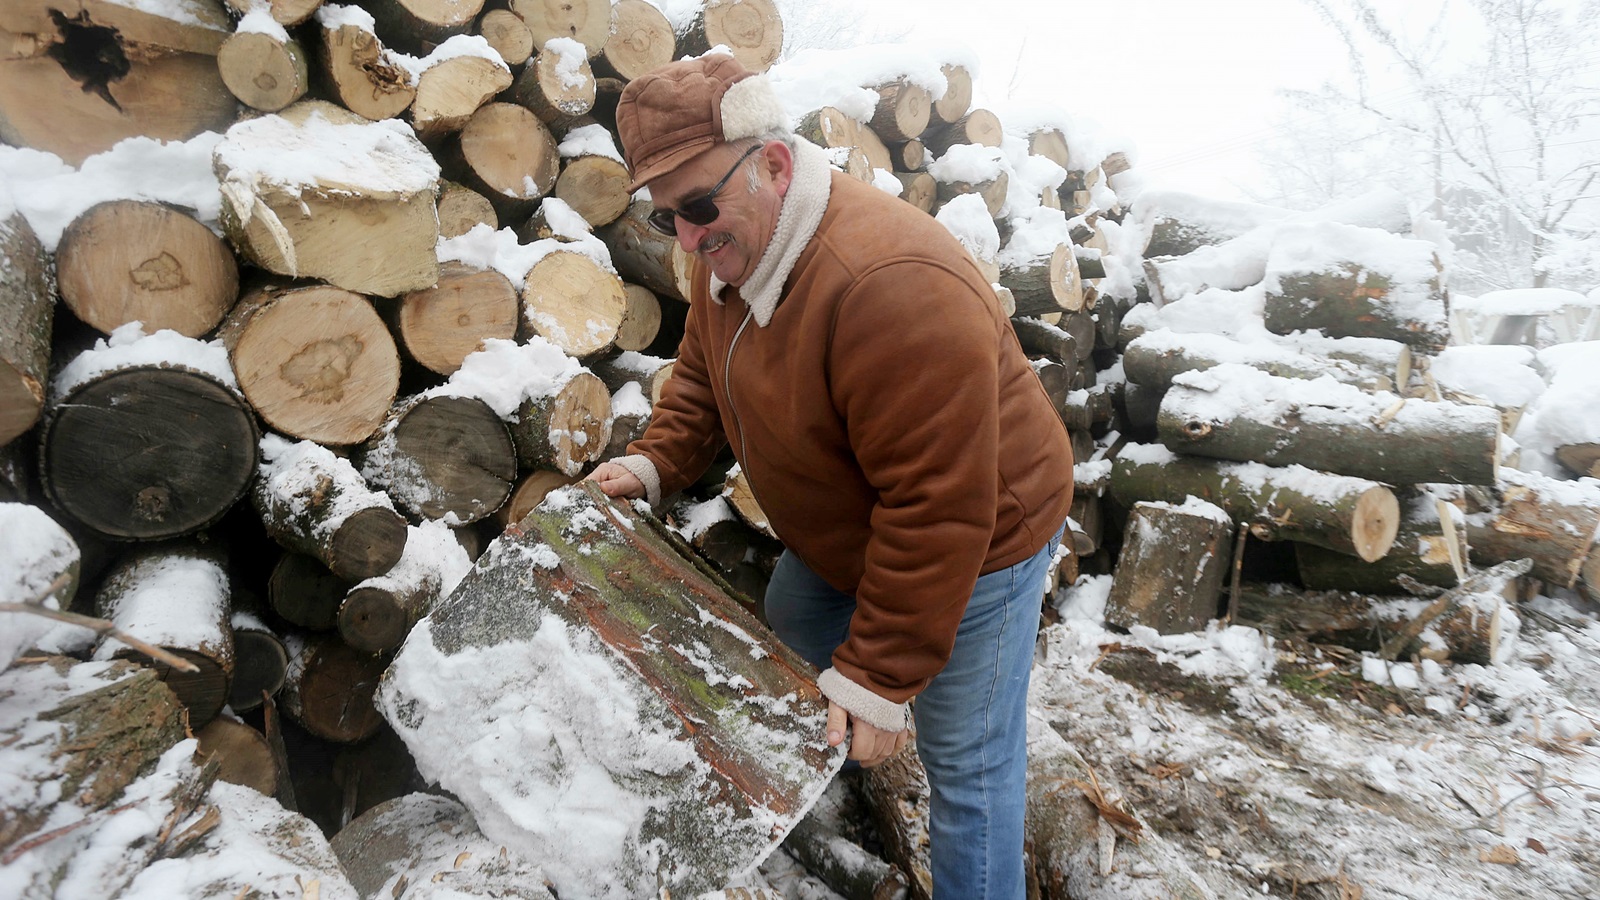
[[1, 801, 137, 864], [0, 603, 200, 673]]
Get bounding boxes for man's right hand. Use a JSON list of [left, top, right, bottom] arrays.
[[585, 462, 646, 499]]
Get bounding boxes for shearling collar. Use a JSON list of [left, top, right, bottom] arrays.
[[708, 139, 833, 327]]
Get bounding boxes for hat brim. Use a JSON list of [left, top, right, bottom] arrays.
[[625, 138, 719, 194]]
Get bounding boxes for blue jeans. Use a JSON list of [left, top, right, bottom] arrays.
[[764, 526, 1062, 899]]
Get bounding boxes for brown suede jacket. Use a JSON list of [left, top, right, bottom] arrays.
[[629, 171, 1074, 705]]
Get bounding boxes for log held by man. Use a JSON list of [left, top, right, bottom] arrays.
[[379, 483, 843, 900]]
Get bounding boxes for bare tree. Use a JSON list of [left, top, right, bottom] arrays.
[[772, 0, 912, 60], [1258, 0, 1600, 292]]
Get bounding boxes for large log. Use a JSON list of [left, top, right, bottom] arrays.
[[220, 281, 401, 446], [93, 541, 235, 727], [0, 213, 52, 447], [596, 200, 697, 303], [476, 7, 535, 66], [0, 0, 236, 165], [595, 0, 675, 81], [1001, 245, 1086, 317], [215, 100, 441, 297], [677, 0, 783, 73], [269, 552, 351, 631], [392, 261, 520, 376], [41, 357, 259, 541], [337, 521, 472, 654], [928, 64, 972, 126], [331, 793, 555, 899], [1105, 499, 1233, 634], [1122, 329, 1406, 392], [554, 153, 632, 228], [511, 0, 611, 55], [357, 394, 517, 524], [450, 101, 562, 221], [1465, 469, 1600, 589], [410, 43, 514, 139], [1157, 365, 1501, 486], [378, 483, 843, 900], [365, 0, 484, 53], [217, 18, 310, 111], [519, 248, 629, 358], [1110, 443, 1400, 562], [1026, 718, 1214, 900], [253, 435, 410, 581], [282, 632, 387, 743], [512, 40, 597, 126], [1295, 504, 1463, 594], [1262, 224, 1449, 350], [315, 10, 417, 121], [871, 81, 932, 143], [55, 199, 239, 338], [506, 369, 613, 476]]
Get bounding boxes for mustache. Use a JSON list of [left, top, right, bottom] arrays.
[[695, 233, 732, 254]]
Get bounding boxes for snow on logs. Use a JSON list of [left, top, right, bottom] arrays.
[[0, 213, 52, 446], [252, 435, 409, 581], [379, 483, 843, 899]]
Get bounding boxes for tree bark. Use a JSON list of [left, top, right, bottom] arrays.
[[331, 793, 555, 899], [597, 200, 697, 303], [315, 19, 416, 121], [93, 541, 235, 727], [677, 0, 783, 73], [269, 552, 351, 631], [506, 369, 613, 476], [411, 52, 514, 139], [929, 64, 972, 126], [450, 101, 562, 221], [554, 153, 632, 227], [357, 394, 517, 525], [1002, 245, 1086, 317], [512, 44, 597, 125], [1106, 500, 1233, 634], [220, 281, 401, 445], [0, 212, 51, 447], [378, 482, 843, 899], [281, 632, 387, 743], [476, 7, 534, 65], [596, 0, 676, 81], [216, 101, 440, 297], [0, 0, 236, 165], [1157, 369, 1501, 486], [1122, 330, 1404, 391], [1110, 444, 1400, 562], [217, 27, 309, 112], [1013, 317, 1080, 366], [436, 180, 499, 238], [511, 0, 612, 56], [858, 746, 934, 900], [363, 0, 485, 54], [40, 366, 259, 540], [520, 248, 630, 358], [1465, 469, 1600, 589], [254, 436, 410, 581], [56, 199, 239, 338], [393, 261, 519, 376], [871, 81, 932, 143], [921, 109, 1003, 158], [1264, 261, 1450, 350], [196, 715, 279, 795]]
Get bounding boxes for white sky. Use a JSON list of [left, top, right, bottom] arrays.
[[856, 0, 1362, 201]]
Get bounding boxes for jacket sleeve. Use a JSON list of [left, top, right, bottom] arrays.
[[822, 259, 1004, 706], [625, 299, 728, 502]]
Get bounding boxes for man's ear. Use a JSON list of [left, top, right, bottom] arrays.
[[764, 140, 795, 198]]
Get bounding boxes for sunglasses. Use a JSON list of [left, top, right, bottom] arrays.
[[646, 144, 763, 236]]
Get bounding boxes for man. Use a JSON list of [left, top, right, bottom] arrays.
[[586, 54, 1073, 898]]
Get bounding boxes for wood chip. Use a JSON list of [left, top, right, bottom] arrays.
[[1480, 844, 1520, 865]]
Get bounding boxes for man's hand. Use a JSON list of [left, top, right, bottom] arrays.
[[826, 701, 911, 767], [585, 462, 645, 499]]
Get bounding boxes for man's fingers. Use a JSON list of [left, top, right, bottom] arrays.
[[826, 702, 848, 748]]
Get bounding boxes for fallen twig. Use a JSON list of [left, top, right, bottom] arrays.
[[0, 602, 200, 673]]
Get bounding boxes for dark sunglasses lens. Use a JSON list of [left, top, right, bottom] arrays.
[[677, 197, 721, 226], [648, 210, 677, 235]]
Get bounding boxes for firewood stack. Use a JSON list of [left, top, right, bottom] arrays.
[[5, 0, 1597, 896]]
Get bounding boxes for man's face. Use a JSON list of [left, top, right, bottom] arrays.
[[647, 141, 792, 287]]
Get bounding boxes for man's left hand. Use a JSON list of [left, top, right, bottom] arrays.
[[826, 701, 910, 767]]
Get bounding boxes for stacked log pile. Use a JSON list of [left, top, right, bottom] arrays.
[[5, 0, 1597, 896]]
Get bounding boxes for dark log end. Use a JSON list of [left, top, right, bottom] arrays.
[[328, 507, 409, 580]]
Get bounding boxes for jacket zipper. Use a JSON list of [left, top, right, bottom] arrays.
[[723, 309, 774, 521]]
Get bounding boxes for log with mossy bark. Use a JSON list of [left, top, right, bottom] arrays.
[[55, 199, 239, 338], [677, 0, 783, 73], [1106, 500, 1233, 634], [1465, 469, 1600, 589], [216, 101, 440, 297], [0, 0, 237, 165], [1110, 443, 1400, 562], [357, 394, 517, 525], [379, 482, 843, 899], [217, 25, 309, 112], [0, 213, 52, 447], [92, 541, 235, 727], [1156, 366, 1500, 486], [253, 435, 410, 581], [219, 281, 401, 446], [1263, 261, 1449, 351], [331, 793, 556, 900], [40, 361, 259, 541], [597, 200, 698, 303], [315, 15, 416, 121]]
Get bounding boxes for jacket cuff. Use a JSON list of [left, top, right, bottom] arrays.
[[817, 667, 909, 733], [609, 454, 661, 507]]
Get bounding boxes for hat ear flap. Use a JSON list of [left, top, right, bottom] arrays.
[[720, 75, 789, 141]]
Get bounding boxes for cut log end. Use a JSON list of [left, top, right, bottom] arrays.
[[114, 646, 230, 728], [230, 627, 289, 713], [339, 587, 410, 654], [1352, 487, 1402, 563], [329, 507, 411, 581]]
